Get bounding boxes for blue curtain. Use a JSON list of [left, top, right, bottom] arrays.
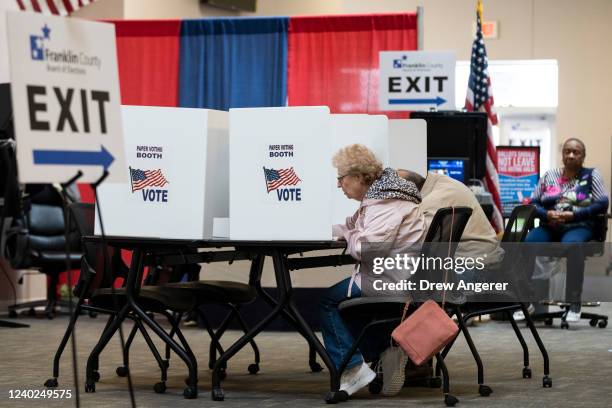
[[179, 17, 288, 110]]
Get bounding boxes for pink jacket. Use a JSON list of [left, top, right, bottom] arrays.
[[333, 198, 427, 293]]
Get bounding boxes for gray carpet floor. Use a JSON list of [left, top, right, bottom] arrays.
[[1, 304, 611, 407]]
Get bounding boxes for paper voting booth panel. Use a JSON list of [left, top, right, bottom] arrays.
[[95, 106, 228, 239], [230, 107, 332, 240], [331, 114, 389, 226], [388, 119, 427, 176]]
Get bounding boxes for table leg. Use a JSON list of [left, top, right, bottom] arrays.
[[274, 252, 342, 402]]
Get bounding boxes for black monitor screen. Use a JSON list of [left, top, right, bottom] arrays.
[[411, 111, 488, 180], [427, 158, 468, 183]]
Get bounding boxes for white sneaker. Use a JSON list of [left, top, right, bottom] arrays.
[[380, 346, 408, 396], [513, 304, 535, 321], [565, 310, 582, 323], [340, 362, 376, 396]]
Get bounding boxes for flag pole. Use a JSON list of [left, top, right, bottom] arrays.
[[128, 166, 134, 192], [263, 166, 269, 193]]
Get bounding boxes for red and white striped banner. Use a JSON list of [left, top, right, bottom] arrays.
[[15, 0, 97, 16]]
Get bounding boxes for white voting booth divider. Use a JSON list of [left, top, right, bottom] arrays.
[[330, 116, 427, 226], [331, 114, 389, 226], [95, 106, 229, 239], [388, 118, 427, 176], [229, 107, 332, 241]]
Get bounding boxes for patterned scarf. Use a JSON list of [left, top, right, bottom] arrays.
[[365, 168, 421, 203]]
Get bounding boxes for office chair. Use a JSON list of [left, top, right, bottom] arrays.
[[336, 206, 473, 407], [437, 204, 552, 396], [0, 140, 29, 328], [532, 213, 609, 329], [2, 169, 82, 319]]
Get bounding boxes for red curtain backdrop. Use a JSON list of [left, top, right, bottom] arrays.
[[110, 20, 181, 106], [287, 13, 417, 118]]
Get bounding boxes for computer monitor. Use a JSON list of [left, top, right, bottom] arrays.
[[427, 157, 468, 183], [411, 111, 488, 180]]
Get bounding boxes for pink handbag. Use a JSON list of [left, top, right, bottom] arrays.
[[391, 207, 460, 366], [391, 299, 459, 366]]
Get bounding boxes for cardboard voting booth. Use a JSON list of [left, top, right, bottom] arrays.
[[331, 114, 389, 225], [388, 119, 427, 176], [229, 106, 332, 241], [95, 106, 229, 239]]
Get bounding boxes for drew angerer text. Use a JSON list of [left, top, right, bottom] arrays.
[[372, 279, 509, 293]]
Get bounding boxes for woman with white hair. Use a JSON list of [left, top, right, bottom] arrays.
[[320, 144, 427, 397]]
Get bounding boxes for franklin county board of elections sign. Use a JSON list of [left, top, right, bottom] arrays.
[[6, 11, 126, 183], [379, 51, 455, 111]]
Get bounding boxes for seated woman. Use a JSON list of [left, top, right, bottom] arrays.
[[320, 144, 426, 396], [525, 138, 609, 322]]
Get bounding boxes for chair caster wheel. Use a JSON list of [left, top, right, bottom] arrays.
[[28, 308, 36, 316], [522, 367, 532, 379], [248, 363, 260, 374], [325, 390, 348, 404], [44, 378, 58, 388], [183, 386, 197, 399], [560, 321, 569, 329], [544, 318, 553, 326], [9, 309, 18, 318], [479, 384, 492, 396], [543, 376, 552, 388], [92, 371, 100, 382], [589, 318, 598, 327], [445, 394, 459, 407], [429, 377, 442, 388], [368, 378, 382, 394], [310, 362, 323, 373], [46, 311, 54, 320], [116, 366, 128, 377], [154, 382, 166, 394], [88, 311, 98, 318], [212, 387, 224, 401], [598, 320, 607, 328], [84, 382, 95, 393]]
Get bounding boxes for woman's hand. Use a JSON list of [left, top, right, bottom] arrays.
[[546, 210, 564, 225], [558, 211, 575, 222]]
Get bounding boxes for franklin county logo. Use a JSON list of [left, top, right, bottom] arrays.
[[30, 24, 51, 61], [393, 54, 408, 68]]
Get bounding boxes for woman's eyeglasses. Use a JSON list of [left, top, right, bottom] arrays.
[[337, 174, 348, 182]]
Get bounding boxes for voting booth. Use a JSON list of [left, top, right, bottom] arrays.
[[388, 118, 427, 176], [95, 106, 229, 239], [331, 114, 389, 225], [330, 116, 427, 225], [229, 106, 332, 240]]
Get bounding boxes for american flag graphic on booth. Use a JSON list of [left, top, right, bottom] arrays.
[[130, 168, 169, 192], [263, 167, 301, 193]]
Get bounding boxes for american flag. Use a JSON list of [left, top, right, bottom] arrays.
[[15, 0, 97, 16], [263, 167, 301, 193], [130, 168, 169, 192], [464, 0, 504, 233]]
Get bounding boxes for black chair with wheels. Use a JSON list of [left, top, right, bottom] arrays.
[[336, 206, 473, 407], [437, 204, 552, 395], [532, 212, 609, 329], [4, 184, 82, 319]]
